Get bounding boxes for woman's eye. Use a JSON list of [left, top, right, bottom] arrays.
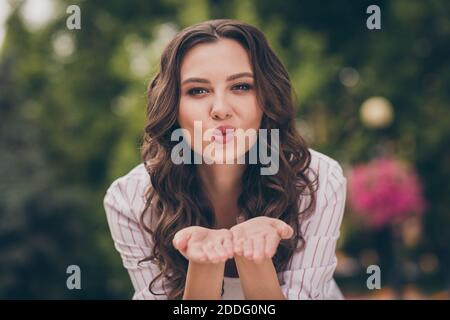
[[232, 83, 253, 91], [187, 88, 208, 96]]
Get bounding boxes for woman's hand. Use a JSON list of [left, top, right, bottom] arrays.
[[173, 226, 234, 264], [230, 216, 294, 264]]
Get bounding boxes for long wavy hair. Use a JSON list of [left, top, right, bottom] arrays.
[[139, 19, 318, 300]]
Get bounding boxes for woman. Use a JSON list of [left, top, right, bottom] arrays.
[[103, 19, 347, 300]]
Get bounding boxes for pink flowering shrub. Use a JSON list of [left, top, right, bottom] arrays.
[[348, 157, 426, 229]]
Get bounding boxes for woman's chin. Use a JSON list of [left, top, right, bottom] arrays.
[[202, 147, 247, 165]]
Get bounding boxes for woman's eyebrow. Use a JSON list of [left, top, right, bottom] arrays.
[[181, 72, 254, 86], [226, 72, 254, 81]]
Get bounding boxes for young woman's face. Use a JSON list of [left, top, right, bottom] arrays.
[[178, 38, 263, 164]]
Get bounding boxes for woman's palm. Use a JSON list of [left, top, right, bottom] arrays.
[[173, 226, 233, 264]]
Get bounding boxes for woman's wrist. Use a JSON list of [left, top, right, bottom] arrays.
[[234, 256, 285, 300], [183, 260, 226, 300]]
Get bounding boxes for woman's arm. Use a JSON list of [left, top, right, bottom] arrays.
[[278, 162, 347, 300], [230, 216, 294, 299], [234, 256, 285, 300], [103, 178, 167, 299], [173, 226, 234, 300], [183, 261, 225, 299]]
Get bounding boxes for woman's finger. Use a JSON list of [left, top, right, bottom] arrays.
[[243, 238, 253, 259], [204, 242, 220, 263], [264, 233, 280, 259], [282, 225, 294, 239], [234, 237, 244, 256], [214, 241, 228, 261], [272, 220, 294, 239], [222, 236, 234, 259], [188, 243, 207, 262], [252, 235, 265, 263], [173, 230, 192, 251]]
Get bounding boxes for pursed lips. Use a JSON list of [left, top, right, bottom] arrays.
[[212, 125, 236, 144]]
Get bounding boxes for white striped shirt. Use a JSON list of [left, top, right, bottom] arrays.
[[103, 148, 347, 300]]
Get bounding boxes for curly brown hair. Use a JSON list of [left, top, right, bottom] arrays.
[[139, 19, 318, 300]]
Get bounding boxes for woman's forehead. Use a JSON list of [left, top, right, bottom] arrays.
[[180, 39, 252, 80]]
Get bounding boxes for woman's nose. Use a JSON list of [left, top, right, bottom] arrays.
[[210, 94, 232, 120]]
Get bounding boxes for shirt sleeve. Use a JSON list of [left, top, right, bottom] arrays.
[[103, 178, 167, 300], [280, 160, 347, 300]]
